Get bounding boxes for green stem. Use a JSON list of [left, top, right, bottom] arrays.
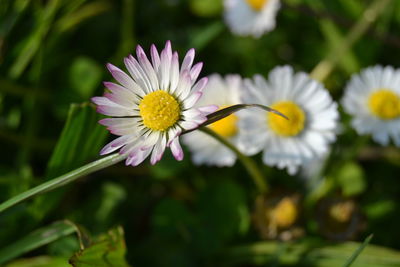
[[200, 127, 268, 194], [0, 153, 126, 214], [310, 0, 392, 81]]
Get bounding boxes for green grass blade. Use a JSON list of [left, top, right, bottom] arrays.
[[0, 153, 126, 214], [343, 234, 374, 267], [46, 103, 108, 178], [0, 221, 76, 264]]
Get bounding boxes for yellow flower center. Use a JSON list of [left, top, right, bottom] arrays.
[[245, 0, 268, 11], [271, 197, 298, 228], [208, 106, 238, 138], [329, 201, 355, 223], [368, 89, 400, 120], [268, 101, 305, 137], [139, 90, 180, 131]]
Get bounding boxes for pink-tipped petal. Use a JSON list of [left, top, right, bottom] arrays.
[[198, 105, 219, 114], [160, 45, 172, 91], [170, 138, 184, 161], [96, 105, 134, 117], [189, 62, 203, 82], [104, 92, 134, 107], [176, 70, 192, 99], [167, 127, 182, 147], [150, 135, 166, 165], [190, 77, 208, 95], [181, 48, 195, 73], [169, 52, 180, 93], [107, 63, 138, 91], [163, 40, 172, 58], [100, 135, 131, 155], [183, 92, 202, 109], [130, 147, 152, 166], [180, 120, 199, 131], [103, 82, 141, 103], [136, 46, 159, 91], [150, 44, 161, 71], [124, 56, 152, 94], [92, 96, 113, 106]]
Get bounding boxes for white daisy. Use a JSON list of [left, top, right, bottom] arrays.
[[92, 41, 218, 166], [238, 66, 339, 175], [342, 65, 400, 146], [183, 74, 243, 167], [224, 0, 280, 38]]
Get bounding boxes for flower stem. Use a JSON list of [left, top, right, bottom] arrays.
[[310, 0, 392, 82], [200, 127, 269, 194], [0, 153, 126, 214]]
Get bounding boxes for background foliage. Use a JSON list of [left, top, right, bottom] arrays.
[[1, 0, 400, 266]]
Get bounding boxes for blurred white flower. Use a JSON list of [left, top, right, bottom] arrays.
[[224, 0, 280, 38], [239, 66, 339, 175], [183, 74, 243, 167], [92, 41, 217, 166], [342, 65, 400, 146]]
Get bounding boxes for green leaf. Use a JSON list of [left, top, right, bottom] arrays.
[[46, 102, 108, 178], [189, 0, 222, 17], [5, 256, 70, 267], [222, 237, 400, 267], [69, 57, 102, 100], [151, 198, 193, 239], [198, 180, 249, 239], [27, 103, 109, 218], [69, 226, 130, 267], [193, 180, 250, 256], [320, 20, 360, 75], [336, 162, 366, 196], [9, 0, 61, 79], [364, 199, 396, 220], [94, 182, 127, 226], [343, 234, 373, 267], [0, 221, 76, 265]]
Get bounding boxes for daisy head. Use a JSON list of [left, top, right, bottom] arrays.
[[183, 74, 243, 167], [239, 66, 339, 175], [342, 65, 400, 146], [92, 41, 218, 166], [224, 0, 280, 38]]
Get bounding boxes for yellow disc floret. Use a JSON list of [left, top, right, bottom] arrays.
[[268, 101, 306, 137], [272, 197, 298, 228], [329, 200, 355, 223], [246, 0, 268, 11], [209, 106, 238, 138], [368, 89, 400, 120], [139, 90, 180, 131]]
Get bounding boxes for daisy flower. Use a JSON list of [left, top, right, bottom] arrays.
[[224, 0, 280, 38], [92, 41, 218, 166], [342, 65, 400, 146], [238, 66, 339, 175], [183, 74, 243, 167]]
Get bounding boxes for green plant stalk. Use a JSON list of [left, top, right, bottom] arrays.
[[310, 0, 392, 81], [0, 153, 126, 214], [200, 127, 268, 194]]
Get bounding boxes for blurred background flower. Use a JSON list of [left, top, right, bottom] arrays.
[[238, 66, 339, 175], [223, 0, 281, 37], [342, 65, 400, 146], [183, 73, 243, 166]]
